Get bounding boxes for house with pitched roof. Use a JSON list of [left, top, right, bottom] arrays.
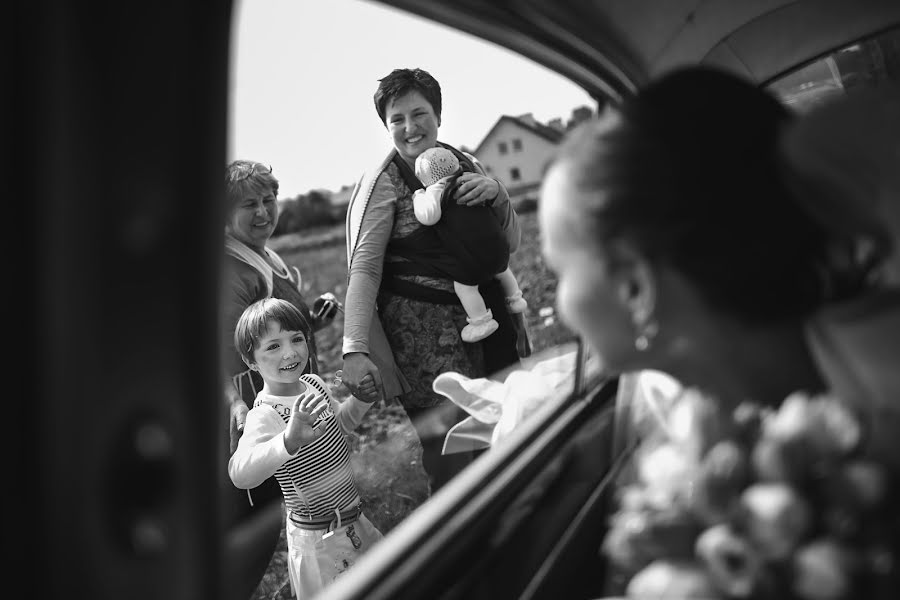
[[471, 106, 594, 209]]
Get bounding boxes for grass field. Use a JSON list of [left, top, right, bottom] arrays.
[[250, 211, 577, 598]]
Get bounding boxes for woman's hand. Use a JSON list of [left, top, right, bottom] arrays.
[[453, 173, 501, 206], [283, 390, 329, 454], [342, 352, 384, 404]]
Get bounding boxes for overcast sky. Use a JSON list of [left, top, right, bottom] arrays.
[[227, 0, 596, 198]]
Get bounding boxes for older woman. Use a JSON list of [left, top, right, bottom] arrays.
[[538, 66, 900, 472], [341, 68, 528, 492], [220, 160, 342, 600]]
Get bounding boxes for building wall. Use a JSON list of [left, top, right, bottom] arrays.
[[474, 120, 559, 204]]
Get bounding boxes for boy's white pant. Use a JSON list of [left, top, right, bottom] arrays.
[[285, 512, 382, 598]]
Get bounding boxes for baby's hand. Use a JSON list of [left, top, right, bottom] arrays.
[[283, 390, 329, 453], [431, 180, 448, 196]]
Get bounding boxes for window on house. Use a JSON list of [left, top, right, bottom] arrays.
[[498, 141, 508, 154], [512, 138, 522, 151], [510, 167, 521, 181]]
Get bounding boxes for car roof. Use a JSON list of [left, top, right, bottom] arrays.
[[373, 0, 900, 102]]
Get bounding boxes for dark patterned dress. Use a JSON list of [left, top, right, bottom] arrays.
[[377, 162, 516, 409]]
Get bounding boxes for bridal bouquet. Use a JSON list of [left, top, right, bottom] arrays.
[[602, 390, 899, 600]]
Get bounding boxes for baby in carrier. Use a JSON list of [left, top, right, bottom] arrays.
[[413, 146, 528, 342]]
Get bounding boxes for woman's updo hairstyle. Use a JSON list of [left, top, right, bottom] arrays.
[[557, 66, 837, 322]]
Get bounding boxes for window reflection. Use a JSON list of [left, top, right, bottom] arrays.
[[230, 0, 591, 593], [767, 28, 900, 113]]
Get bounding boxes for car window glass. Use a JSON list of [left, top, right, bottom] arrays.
[[767, 27, 900, 113], [228, 0, 595, 594]]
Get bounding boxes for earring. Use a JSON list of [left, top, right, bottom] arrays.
[[634, 320, 659, 351]]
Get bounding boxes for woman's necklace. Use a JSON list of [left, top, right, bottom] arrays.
[[263, 249, 290, 278]]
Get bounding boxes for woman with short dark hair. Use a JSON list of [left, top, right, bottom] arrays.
[[341, 68, 529, 493]]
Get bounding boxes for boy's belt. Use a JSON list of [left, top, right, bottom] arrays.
[[289, 505, 361, 531]]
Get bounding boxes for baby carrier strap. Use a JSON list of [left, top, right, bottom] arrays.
[[389, 145, 509, 286], [435, 182, 509, 285], [386, 146, 519, 374], [387, 152, 465, 280], [380, 261, 461, 305]]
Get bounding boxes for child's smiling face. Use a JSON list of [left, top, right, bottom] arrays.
[[250, 320, 310, 395]]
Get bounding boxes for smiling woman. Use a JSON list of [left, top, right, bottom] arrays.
[[222, 160, 324, 407], [226, 162, 279, 249], [340, 67, 527, 499]]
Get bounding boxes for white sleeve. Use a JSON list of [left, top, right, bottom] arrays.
[[413, 185, 444, 225], [228, 405, 294, 489], [300, 372, 373, 434], [334, 396, 374, 434]]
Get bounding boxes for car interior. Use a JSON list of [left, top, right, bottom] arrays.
[[18, 1, 899, 599]]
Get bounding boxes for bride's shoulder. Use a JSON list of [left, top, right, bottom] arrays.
[[806, 289, 900, 406]]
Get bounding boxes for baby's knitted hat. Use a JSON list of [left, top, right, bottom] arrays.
[[415, 147, 460, 187]]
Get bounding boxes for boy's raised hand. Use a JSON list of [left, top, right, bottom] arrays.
[[283, 390, 329, 454]]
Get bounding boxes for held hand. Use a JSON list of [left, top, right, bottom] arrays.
[[453, 173, 500, 207], [342, 352, 384, 404], [355, 373, 382, 404], [284, 390, 329, 454], [431, 180, 448, 197]]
